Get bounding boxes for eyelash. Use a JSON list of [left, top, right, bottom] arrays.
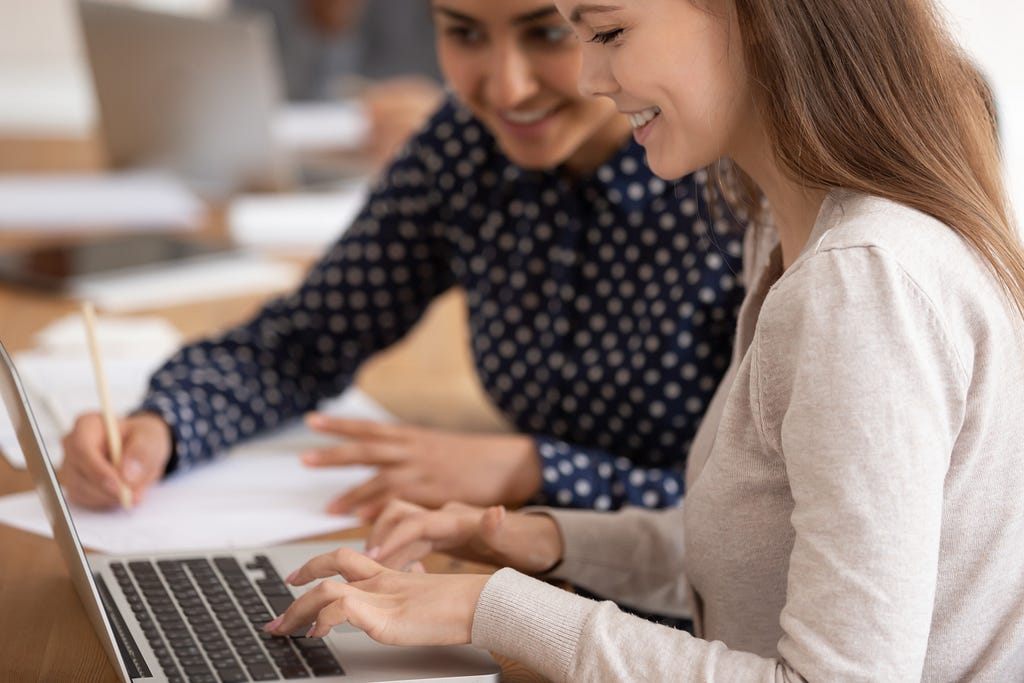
[[588, 28, 624, 45]]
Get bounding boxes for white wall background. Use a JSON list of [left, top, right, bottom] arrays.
[[936, 0, 1024, 222], [0, 0, 1020, 218]]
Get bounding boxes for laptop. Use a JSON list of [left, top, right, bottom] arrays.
[[76, 1, 363, 199], [0, 339, 500, 683]]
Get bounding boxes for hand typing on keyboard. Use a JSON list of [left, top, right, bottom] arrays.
[[263, 547, 489, 647]]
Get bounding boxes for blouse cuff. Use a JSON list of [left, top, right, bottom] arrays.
[[138, 395, 190, 475], [472, 568, 597, 683]]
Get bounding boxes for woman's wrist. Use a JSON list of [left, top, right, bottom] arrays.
[[518, 513, 565, 575], [505, 435, 543, 504]]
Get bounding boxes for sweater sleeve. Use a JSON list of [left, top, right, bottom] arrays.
[[139, 124, 454, 473], [473, 569, 776, 682], [475, 245, 967, 681], [540, 506, 691, 618]]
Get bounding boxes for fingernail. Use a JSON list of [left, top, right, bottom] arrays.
[[284, 570, 298, 584], [123, 459, 144, 484], [300, 451, 317, 465], [263, 616, 283, 632], [305, 623, 317, 638], [365, 546, 380, 560]]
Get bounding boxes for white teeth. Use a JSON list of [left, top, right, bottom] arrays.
[[503, 109, 551, 124], [627, 106, 661, 129]]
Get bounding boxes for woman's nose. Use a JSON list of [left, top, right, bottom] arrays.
[[484, 45, 539, 109]]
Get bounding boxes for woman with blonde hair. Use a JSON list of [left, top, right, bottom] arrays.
[[267, 0, 1024, 678]]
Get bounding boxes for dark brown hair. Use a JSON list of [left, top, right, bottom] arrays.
[[717, 0, 1024, 316]]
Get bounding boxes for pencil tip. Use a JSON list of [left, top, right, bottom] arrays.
[[119, 485, 133, 511]]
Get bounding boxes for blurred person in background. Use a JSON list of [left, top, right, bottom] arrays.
[[234, 0, 444, 162]]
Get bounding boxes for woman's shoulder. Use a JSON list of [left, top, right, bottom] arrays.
[[799, 191, 996, 298], [773, 190, 1017, 348]]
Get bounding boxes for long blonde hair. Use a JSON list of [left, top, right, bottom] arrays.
[[719, 0, 1024, 316]]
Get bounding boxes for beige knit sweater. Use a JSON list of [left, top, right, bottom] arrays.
[[471, 191, 1024, 681]]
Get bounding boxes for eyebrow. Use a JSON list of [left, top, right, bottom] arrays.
[[434, 6, 561, 26], [568, 4, 621, 24]]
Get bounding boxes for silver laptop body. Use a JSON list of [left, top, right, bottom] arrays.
[[0, 339, 500, 683], [77, 0, 292, 198]]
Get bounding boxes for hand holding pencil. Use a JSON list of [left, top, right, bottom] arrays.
[[61, 302, 175, 510]]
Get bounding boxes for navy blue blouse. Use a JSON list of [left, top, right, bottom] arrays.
[[140, 98, 745, 510]]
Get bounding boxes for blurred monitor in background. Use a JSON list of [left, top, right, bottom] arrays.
[[232, 0, 444, 164], [79, 0, 291, 198]]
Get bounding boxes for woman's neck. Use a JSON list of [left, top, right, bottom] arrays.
[[741, 153, 827, 268], [767, 184, 829, 269]]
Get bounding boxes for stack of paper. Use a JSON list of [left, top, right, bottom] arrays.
[[272, 101, 371, 152], [0, 171, 204, 232], [71, 250, 303, 313], [228, 183, 369, 254]]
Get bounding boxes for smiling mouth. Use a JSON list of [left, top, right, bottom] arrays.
[[500, 107, 557, 125], [626, 106, 661, 129]]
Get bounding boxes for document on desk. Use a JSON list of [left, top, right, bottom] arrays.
[[272, 100, 371, 152], [0, 380, 395, 552], [0, 348, 395, 469], [0, 351, 165, 469], [0, 450, 375, 554], [0, 171, 203, 231], [70, 250, 303, 313], [228, 182, 369, 254]]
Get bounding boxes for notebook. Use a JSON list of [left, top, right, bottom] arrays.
[[0, 339, 500, 683]]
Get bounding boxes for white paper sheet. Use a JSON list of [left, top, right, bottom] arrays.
[[272, 101, 371, 152], [71, 251, 303, 313], [0, 352, 166, 469], [33, 313, 182, 358], [0, 345, 395, 470], [227, 183, 368, 254], [0, 171, 203, 231], [0, 450, 375, 554]]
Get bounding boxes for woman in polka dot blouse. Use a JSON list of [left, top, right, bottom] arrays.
[[60, 0, 744, 519]]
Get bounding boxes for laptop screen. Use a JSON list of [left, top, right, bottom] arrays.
[[0, 339, 135, 682]]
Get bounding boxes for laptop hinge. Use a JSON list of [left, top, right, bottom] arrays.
[[94, 573, 152, 679]]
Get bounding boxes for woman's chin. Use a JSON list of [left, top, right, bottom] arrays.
[[645, 155, 692, 182]]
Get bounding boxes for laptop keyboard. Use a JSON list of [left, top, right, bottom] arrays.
[[109, 555, 345, 682]]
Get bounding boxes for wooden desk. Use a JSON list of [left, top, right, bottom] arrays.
[[0, 247, 535, 681]]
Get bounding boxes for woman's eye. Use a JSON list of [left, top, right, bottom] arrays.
[[588, 28, 624, 45], [444, 25, 484, 46], [528, 25, 573, 45]]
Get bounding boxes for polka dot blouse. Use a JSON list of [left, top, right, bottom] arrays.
[[140, 97, 745, 510]]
